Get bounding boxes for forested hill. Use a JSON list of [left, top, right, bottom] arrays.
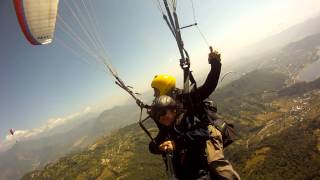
[[225, 83, 320, 179]]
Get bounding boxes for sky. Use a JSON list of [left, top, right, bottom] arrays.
[[1, 0, 320, 150]]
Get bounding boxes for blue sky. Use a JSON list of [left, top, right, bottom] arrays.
[[1, 0, 320, 147]]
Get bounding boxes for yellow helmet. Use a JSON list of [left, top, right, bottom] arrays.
[[151, 74, 176, 96]]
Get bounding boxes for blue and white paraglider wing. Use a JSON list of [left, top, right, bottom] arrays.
[[13, 0, 59, 45]]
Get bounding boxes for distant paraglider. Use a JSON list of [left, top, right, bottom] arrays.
[[9, 129, 18, 143], [9, 129, 15, 136]]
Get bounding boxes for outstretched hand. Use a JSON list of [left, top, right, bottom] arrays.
[[208, 47, 221, 64]]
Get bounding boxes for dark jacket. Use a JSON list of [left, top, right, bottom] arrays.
[[149, 60, 221, 179], [172, 59, 221, 104], [149, 113, 210, 180], [172, 59, 221, 125]]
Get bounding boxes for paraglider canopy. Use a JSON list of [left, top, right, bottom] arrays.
[[13, 0, 59, 45]]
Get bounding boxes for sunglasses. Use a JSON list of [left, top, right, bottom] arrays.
[[156, 108, 176, 117]]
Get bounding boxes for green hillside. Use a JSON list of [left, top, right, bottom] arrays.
[[22, 123, 166, 180], [226, 87, 320, 179]]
